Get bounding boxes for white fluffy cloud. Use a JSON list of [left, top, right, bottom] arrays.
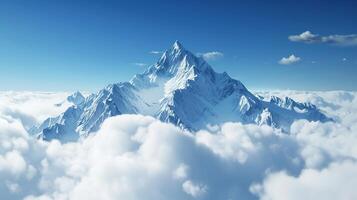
[[0, 91, 357, 200], [0, 114, 286, 199], [182, 180, 207, 197], [254, 161, 357, 200], [0, 92, 72, 129], [197, 51, 224, 61], [279, 54, 301, 65], [289, 31, 357, 46], [288, 31, 320, 43]]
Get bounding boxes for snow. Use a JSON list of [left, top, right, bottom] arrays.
[[36, 41, 331, 141], [67, 91, 85, 105]]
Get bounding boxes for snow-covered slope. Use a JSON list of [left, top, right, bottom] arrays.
[[67, 91, 85, 105], [36, 41, 331, 142]]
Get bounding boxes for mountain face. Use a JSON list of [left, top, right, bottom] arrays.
[[35, 41, 331, 142], [67, 91, 85, 105]]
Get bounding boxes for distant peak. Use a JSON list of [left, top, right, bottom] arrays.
[[67, 91, 85, 105], [69, 91, 83, 98], [172, 40, 184, 50]]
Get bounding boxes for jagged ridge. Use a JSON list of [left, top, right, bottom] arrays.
[[35, 41, 331, 142]]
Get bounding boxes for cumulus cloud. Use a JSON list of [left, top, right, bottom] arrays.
[[254, 161, 357, 200], [173, 163, 189, 180], [279, 54, 301, 65], [0, 107, 300, 199], [197, 51, 224, 61], [196, 123, 275, 164], [289, 31, 320, 43], [182, 180, 207, 197], [0, 91, 357, 200], [289, 31, 357, 46]]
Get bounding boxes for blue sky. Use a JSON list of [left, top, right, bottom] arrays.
[[0, 0, 356, 91]]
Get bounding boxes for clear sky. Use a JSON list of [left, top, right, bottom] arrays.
[[0, 0, 356, 91]]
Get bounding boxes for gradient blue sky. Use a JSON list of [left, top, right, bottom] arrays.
[[0, 0, 356, 91]]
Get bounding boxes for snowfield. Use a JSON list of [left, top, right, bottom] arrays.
[[33, 42, 330, 142], [0, 90, 356, 200]]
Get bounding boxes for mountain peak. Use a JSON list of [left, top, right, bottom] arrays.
[[67, 91, 85, 105], [130, 41, 205, 87], [172, 40, 184, 50], [152, 40, 198, 75], [37, 42, 331, 142]]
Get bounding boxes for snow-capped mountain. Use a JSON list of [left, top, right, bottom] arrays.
[[67, 91, 85, 105], [35, 41, 330, 142]]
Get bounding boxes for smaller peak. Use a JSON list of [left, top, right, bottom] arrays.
[[67, 91, 85, 105], [172, 40, 184, 50], [69, 91, 84, 98]]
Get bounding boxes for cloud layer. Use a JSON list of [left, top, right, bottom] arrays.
[[0, 92, 72, 129], [0, 91, 357, 200], [289, 31, 357, 46]]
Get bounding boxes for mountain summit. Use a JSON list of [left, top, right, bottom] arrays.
[[35, 41, 331, 142]]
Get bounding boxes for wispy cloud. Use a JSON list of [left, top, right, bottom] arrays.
[[132, 63, 147, 67], [289, 31, 357, 46], [197, 51, 224, 61], [289, 31, 320, 43], [149, 50, 163, 55], [279, 54, 301, 65]]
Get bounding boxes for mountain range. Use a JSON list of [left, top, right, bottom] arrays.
[[32, 41, 330, 142]]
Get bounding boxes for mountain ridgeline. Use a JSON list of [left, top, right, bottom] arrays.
[[34, 41, 330, 142]]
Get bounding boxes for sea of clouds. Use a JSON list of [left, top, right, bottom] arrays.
[[0, 90, 357, 200]]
